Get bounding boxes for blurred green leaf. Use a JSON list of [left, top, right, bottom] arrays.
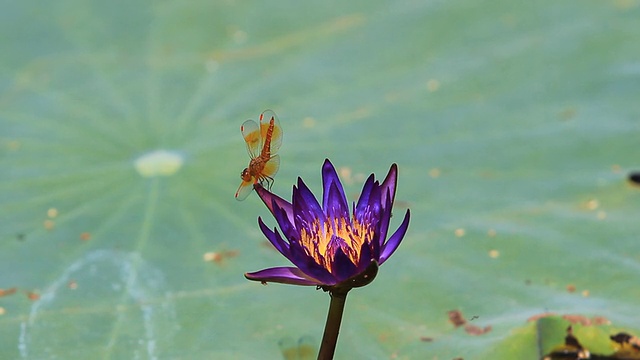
[[1, 1, 639, 359]]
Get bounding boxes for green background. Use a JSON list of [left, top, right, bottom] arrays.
[[1, 1, 639, 358]]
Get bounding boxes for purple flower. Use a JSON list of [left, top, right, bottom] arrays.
[[245, 159, 410, 289]]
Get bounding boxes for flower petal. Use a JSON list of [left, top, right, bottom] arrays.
[[379, 209, 410, 264], [255, 184, 294, 226], [258, 217, 290, 257], [245, 267, 321, 286], [293, 177, 325, 227], [286, 243, 338, 285], [322, 159, 349, 219], [356, 239, 376, 271], [331, 245, 358, 283], [355, 174, 375, 217], [326, 260, 379, 293], [380, 163, 398, 212], [377, 191, 393, 247], [360, 178, 382, 225], [271, 199, 298, 241]]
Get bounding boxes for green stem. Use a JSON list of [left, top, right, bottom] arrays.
[[317, 290, 349, 360]]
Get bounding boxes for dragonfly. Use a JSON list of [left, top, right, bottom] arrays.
[[235, 110, 283, 200]]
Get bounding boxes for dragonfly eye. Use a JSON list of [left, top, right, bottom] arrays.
[[241, 168, 251, 181]]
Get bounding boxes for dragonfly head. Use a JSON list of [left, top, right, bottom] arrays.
[[241, 168, 252, 181]]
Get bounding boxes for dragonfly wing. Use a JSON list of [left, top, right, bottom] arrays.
[[259, 110, 283, 155], [241, 119, 261, 158], [235, 179, 254, 201], [261, 154, 280, 180]]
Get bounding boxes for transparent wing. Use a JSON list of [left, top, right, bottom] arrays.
[[235, 180, 254, 201], [260, 155, 280, 180], [241, 119, 261, 158], [259, 110, 283, 155]]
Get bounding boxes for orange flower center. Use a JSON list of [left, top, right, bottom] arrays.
[[299, 214, 374, 274]]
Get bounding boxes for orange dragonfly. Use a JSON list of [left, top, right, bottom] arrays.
[[235, 110, 283, 200]]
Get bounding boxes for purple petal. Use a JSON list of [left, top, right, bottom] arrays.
[[360, 179, 382, 225], [285, 240, 337, 285], [355, 174, 375, 217], [271, 200, 297, 241], [331, 245, 358, 283], [293, 178, 325, 226], [357, 240, 376, 271], [245, 267, 321, 286], [379, 209, 410, 264], [322, 159, 349, 219], [258, 217, 290, 257], [380, 164, 398, 212], [255, 184, 294, 226], [377, 192, 393, 247], [326, 183, 350, 220]]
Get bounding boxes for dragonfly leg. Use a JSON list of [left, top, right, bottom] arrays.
[[260, 176, 275, 190]]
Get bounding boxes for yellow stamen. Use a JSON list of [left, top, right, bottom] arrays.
[[299, 215, 374, 273]]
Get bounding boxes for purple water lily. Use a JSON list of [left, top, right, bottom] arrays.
[[245, 159, 410, 289]]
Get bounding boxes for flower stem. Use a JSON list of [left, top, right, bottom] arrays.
[[317, 290, 349, 360]]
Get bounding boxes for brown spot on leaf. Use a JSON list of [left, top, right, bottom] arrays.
[[204, 250, 239, 264], [464, 324, 492, 336], [428, 168, 441, 178], [448, 310, 491, 336], [559, 107, 577, 121], [592, 316, 610, 325], [26, 291, 40, 301], [448, 310, 466, 327], [0, 287, 17, 297], [43, 220, 55, 230], [562, 314, 592, 326], [203, 252, 220, 262], [611, 164, 622, 173]]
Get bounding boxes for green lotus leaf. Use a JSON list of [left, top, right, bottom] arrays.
[[1, 1, 638, 358]]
